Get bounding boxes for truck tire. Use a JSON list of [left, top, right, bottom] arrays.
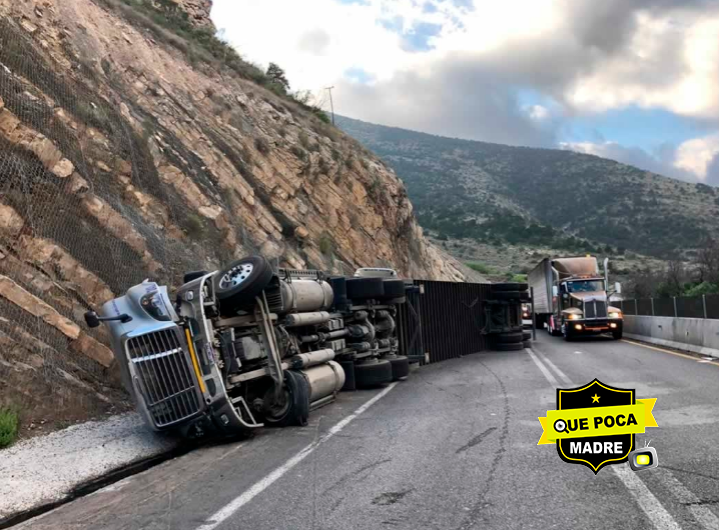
[[183, 270, 209, 284], [523, 340, 532, 348], [562, 325, 573, 342], [494, 342, 525, 351], [491, 282, 529, 292], [612, 330, 623, 340], [522, 331, 532, 340], [215, 256, 273, 303], [385, 355, 410, 381], [355, 359, 392, 388], [328, 276, 349, 309], [339, 360, 356, 391], [496, 332, 523, 343], [263, 370, 310, 427], [378, 279, 406, 300], [346, 278, 384, 300]]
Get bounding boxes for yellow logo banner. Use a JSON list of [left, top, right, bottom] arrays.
[[538, 398, 657, 445]]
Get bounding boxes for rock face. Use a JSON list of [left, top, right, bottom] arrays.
[[172, 0, 213, 28], [0, 0, 469, 431]]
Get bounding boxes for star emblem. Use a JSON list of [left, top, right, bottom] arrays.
[[591, 394, 600, 403]]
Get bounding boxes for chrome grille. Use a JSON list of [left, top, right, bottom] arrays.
[[596, 301, 608, 318], [127, 328, 201, 427], [585, 302, 596, 319], [583, 301, 607, 320]]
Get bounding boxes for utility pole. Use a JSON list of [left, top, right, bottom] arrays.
[[325, 86, 335, 125]]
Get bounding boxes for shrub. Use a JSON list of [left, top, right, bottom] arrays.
[[319, 234, 333, 256], [298, 131, 310, 149], [291, 145, 307, 161], [185, 213, 206, 239], [466, 262, 494, 275], [254, 137, 271, 156], [0, 408, 19, 448]]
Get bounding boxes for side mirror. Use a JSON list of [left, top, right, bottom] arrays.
[[552, 286, 559, 297], [84, 310, 132, 328], [615, 282, 622, 294], [84, 311, 101, 328]]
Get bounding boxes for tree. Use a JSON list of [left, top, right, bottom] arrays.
[[696, 237, 719, 284], [266, 62, 290, 93]]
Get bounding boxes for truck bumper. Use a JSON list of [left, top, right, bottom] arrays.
[[567, 320, 623, 336]]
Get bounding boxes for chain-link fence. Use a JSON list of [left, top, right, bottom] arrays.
[[0, 3, 256, 425], [618, 294, 719, 320]]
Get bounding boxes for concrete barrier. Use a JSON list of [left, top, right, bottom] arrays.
[[624, 315, 719, 358]]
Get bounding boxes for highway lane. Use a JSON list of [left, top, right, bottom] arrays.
[[16, 334, 719, 530]]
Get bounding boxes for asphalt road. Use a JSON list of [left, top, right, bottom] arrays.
[[17, 332, 719, 530]]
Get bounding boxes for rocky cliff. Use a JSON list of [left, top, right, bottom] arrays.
[[0, 0, 468, 434]]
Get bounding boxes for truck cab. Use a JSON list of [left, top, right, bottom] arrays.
[[529, 256, 623, 341], [554, 278, 623, 340]]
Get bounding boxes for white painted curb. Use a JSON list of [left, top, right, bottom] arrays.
[[0, 413, 179, 519], [624, 333, 719, 359]]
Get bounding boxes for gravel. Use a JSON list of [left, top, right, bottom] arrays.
[[0, 413, 179, 519]]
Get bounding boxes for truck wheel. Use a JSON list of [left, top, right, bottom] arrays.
[[215, 256, 273, 303], [523, 340, 532, 348], [263, 370, 310, 427], [378, 279, 406, 300], [522, 331, 532, 340], [496, 332, 523, 343], [385, 355, 410, 381], [491, 282, 528, 292], [355, 359, 392, 388], [562, 324, 573, 342], [494, 342, 525, 351], [612, 330, 623, 340], [346, 278, 385, 300], [338, 360, 356, 391]]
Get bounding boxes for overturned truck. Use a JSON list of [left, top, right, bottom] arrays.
[[85, 257, 409, 438]]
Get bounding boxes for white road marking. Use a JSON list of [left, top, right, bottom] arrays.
[[533, 348, 573, 386], [698, 360, 714, 364], [195, 382, 398, 530], [526, 348, 560, 387], [655, 468, 719, 530], [574, 351, 583, 354], [529, 347, 682, 530], [613, 465, 682, 530]]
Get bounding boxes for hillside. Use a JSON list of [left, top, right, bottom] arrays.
[[0, 0, 471, 437], [337, 116, 719, 260]]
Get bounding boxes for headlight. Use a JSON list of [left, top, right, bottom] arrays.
[[568, 314, 582, 320], [609, 312, 622, 319], [140, 290, 172, 322]]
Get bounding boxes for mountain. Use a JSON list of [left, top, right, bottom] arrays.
[[0, 0, 471, 436], [337, 116, 719, 260]]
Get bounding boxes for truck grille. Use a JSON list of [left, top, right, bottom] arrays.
[[584, 301, 607, 320], [127, 328, 201, 427]]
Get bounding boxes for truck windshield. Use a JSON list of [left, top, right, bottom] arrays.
[[568, 280, 604, 293]]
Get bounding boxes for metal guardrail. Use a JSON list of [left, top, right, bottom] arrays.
[[397, 280, 491, 364], [619, 294, 719, 320]]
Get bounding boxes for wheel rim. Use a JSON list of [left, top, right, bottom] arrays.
[[219, 262, 254, 290]]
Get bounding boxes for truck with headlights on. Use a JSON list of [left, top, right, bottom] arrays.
[[528, 256, 623, 341]]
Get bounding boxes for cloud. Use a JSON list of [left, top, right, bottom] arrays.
[[212, 0, 719, 181], [674, 134, 719, 179], [297, 29, 332, 56]]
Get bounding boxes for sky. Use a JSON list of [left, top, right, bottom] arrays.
[[211, 0, 719, 184]]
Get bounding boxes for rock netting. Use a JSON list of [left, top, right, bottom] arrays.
[[0, 0, 469, 433]]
